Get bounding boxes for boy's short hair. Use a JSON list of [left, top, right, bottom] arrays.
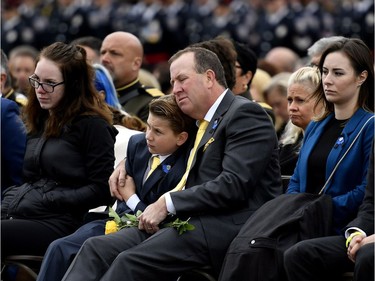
[[149, 94, 194, 134]]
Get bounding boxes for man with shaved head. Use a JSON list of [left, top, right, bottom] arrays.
[[100, 31, 163, 122]]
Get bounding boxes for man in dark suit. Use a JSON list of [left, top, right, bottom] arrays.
[[62, 46, 282, 281], [284, 140, 374, 281], [37, 94, 193, 281]]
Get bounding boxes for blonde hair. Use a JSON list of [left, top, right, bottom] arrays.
[[250, 68, 271, 102], [288, 66, 321, 96], [279, 120, 303, 146], [280, 66, 322, 147]]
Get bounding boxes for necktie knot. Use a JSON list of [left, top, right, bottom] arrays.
[[199, 120, 209, 131], [147, 155, 161, 179]]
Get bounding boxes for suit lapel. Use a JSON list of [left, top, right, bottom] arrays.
[[130, 142, 151, 192], [189, 91, 234, 171], [199, 91, 234, 149], [326, 108, 370, 179], [140, 154, 176, 199]]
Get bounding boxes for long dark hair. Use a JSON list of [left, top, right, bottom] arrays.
[[24, 42, 112, 137], [313, 38, 374, 119]]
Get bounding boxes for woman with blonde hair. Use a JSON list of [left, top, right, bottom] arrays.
[[279, 66, 323, 178]]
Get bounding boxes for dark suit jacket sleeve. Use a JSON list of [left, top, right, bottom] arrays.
[[171, 95, 281, 215], [124, 133, 147, 210], [345, 139, 374, 235], [1, 98, 27, 190]]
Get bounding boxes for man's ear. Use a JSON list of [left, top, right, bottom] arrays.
[[132, 57, 142, 70], [176, 131, 189, 146], [206, 69, 216, 85]]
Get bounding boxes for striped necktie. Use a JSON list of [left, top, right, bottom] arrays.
[[172, 120, 209, 191]]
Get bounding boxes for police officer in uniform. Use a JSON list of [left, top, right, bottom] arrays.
[[100, 31, 163, 122]]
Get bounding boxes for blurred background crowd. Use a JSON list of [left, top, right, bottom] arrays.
[[1, 0, 374, 71]]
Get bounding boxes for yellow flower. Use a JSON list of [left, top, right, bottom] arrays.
[[105, 220, 118, 235], [106, 207, 195, 235]]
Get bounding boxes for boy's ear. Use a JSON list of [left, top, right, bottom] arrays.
[[176, 131, 188, 146]]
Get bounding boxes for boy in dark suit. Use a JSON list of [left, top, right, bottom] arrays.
[[36, 94, 194, 281]]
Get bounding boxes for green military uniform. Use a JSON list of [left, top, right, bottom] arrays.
[[117, 79, 163, 122]]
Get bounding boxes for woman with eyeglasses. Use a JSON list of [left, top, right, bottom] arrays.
[[1, 42, 117, 260]]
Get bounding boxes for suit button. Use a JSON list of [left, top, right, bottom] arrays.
[[250, 239, 255, 245]]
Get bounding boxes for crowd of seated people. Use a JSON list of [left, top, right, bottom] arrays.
[[1, 28, 374, 281], [2, 0, 373, 67]]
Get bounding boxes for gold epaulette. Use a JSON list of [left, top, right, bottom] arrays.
[[145, 88, 164, 97], [15, 95, 28, 106], [257, 102, 272, 110]]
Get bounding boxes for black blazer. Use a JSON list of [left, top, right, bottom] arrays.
[[124, 133, 189, 214], [171, 91, 282, 273]]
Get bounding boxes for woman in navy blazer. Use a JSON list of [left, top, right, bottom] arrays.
[[287, 38, 374, 234]]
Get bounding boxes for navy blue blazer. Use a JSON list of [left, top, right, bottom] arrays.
[[1, 98, 26, 193], [116, 133, 189, 214], [287, 108, 374, 233]]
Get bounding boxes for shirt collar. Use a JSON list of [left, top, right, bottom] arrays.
[[203, 89, 228, 123], [152, 154, 170, 163]]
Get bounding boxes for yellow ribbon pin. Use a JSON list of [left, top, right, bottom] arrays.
[[203, 138, 215, 152]]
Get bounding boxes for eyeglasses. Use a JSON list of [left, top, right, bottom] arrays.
[[29, 76, 64, 93]]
